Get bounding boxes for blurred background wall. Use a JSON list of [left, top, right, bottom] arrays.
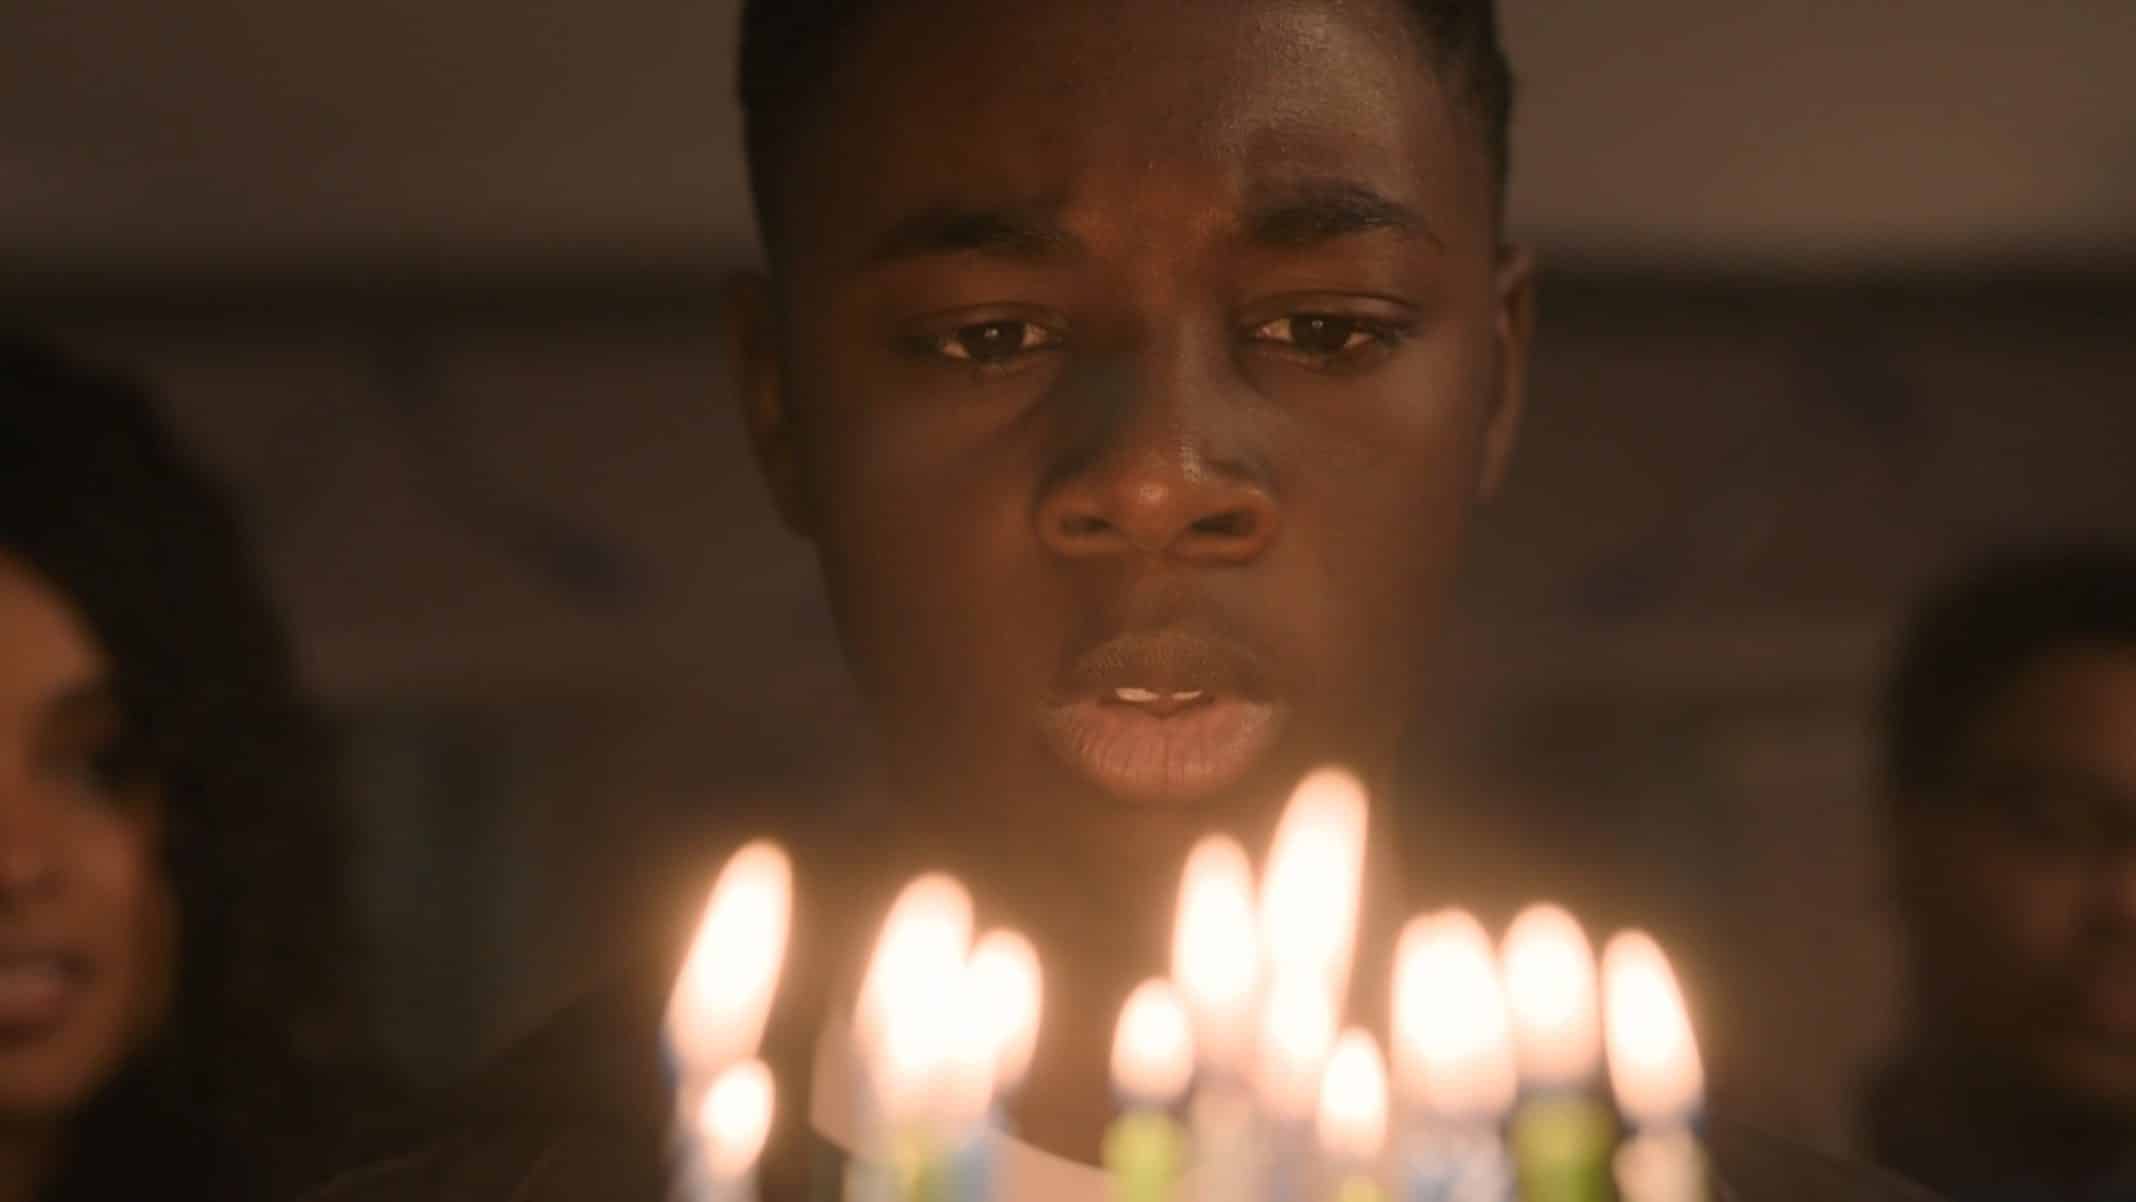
[[5, 0, 2134, 1156]]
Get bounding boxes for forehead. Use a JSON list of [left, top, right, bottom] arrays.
[[778, 0, 1490, 266], [1973, 647, 2136, 781]]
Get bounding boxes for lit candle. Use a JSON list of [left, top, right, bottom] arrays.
[[1106, 979, 1195, 1202], [680, 1059, 775, 1202], [1171, 835, 1264, 1202], [1260, 768, 1370, 1002], [943, 929, 1043, 1202], [852, 873, 977, 1202], [1601, 932, 1707, 1202], [663, 841, 792, 1202], [1390, 911, 1516, 1202], [1501, 904, 1616, 1202], [1317, 1030, 1390, 1202], [665, 841, 793, 1088], [1257, 972, 1337, 1202]]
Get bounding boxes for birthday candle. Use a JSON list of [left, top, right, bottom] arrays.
[[1171, 836, 1264, 1202], [680, 1059, 776, 1202], [943, 929, 1043, 1202], [852, 874, 977, 1202], [1260, 769, 1370, 1002], [1390, 911, 1516, 1202], [1258, 770, 1367, 1202], [1317, 1030, 1391, 1202], [1105, 980, 1195, 1202], [1601, 932, 1708, 1202], [1257, 973, 1337, 1202], [1502, 905, 1617, 1202], [664, 841, 793, 1202]]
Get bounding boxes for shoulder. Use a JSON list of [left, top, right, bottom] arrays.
[[1706, 1115, 1945, 1202], [298, 973, 675, 1201]]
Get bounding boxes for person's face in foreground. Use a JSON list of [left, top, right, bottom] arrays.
[[738, 0, 1533, 841], [0, 555, 174, 1121], [1903, 646, 2136, 1115]]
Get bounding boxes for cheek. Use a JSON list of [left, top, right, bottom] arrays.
[[75, 814, 177, 1032], [1939, 830, 2091, 982]]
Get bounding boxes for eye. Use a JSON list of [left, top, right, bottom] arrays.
[[929, 320, 1060, 365], [1249, 314, 1409, 364]]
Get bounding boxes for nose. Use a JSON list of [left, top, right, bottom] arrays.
[[1036, 350, 1278, 564]]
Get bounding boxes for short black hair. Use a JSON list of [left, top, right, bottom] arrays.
[[736, 0, 1516, 255], [1880, 540, 2136, 804], [0, 336, 378, 1197]]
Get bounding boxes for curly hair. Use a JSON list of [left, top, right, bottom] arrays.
[[736, 0, 1516, 256], [0, 335, 378, 1199], [1881, 539, 2136, 806]]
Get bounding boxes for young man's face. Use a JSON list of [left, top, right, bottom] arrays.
[[1901, 646, 2136, 1116], [736, 0, 1531, 843]]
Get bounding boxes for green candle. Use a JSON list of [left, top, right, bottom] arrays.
[[1108, 981, 1197, 1202], [1105, 1110, 1188, 1202], [1511, 1094, 1619, 1202]]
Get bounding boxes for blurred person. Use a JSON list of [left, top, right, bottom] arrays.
[[1868, 542, 2136, 1202], [307, 1, 1931, 1198], [0, 337, 382, 1200]]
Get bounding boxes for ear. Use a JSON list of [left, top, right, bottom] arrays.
[[1478, 243, 1537, 500], [723, 270, 814, 537]]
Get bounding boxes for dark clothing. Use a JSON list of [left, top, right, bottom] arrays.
[[1864, 1055, 2136, 1202], [303, 965, 1945, 1202]]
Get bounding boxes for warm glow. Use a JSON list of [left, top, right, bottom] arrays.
[[967, 928, 1044, 1094], [665, 840, 792, 1077], [696, 1058, 775, 1181], [1256, 972, 1337, 1120], [1171, 834, 1262, 1072], [1259, 768, 1369, 995], [1317, 1028, 1389, 1167], [1501, 903, 1602, 1089], [1112, 978, 1196, 1107], [1602, 931, 1705, 1128], [856, 873, 976, 1122], [1391, 910, 1518, 1120]]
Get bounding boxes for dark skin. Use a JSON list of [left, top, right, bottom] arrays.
[[729, 0, 1533, 1162], [1895, 645, 2136, 1191]]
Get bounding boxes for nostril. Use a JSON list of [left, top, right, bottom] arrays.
[[1061, 514, 1111, 538], [1191, 511, 1255, 539]]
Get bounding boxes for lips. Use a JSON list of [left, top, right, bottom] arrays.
[[0, 950, 86, 1035], [1041, 629, 1286, 806]]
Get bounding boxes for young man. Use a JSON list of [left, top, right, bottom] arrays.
[[306, 1, 1935, 1198], [1866, 543, 2136, 1202]]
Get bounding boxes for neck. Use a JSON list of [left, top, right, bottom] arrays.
[[0, 1117, 64, 1202]]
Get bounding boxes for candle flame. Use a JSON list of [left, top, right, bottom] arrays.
[[967, 928, 1044, 1094], [856, 873, 975, 1124], [1317, 1028, 1389, 1167], [1501, 903, 1602, 1089], [1602, 930, 1704, 1128], [1260, 768, 1369, 997], [1256, 972, 1336, 1120], [1392, 909, 1517, 1120], [696, 1058, 775, 1182], [665, 840, 792, 1077], [1171, 834, 1261, 1072], [1112, 978, 1196, 1107]]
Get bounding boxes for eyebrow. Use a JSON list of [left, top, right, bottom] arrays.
[[1243, 179, 1443, 251], [865, 205, 1085, 267]]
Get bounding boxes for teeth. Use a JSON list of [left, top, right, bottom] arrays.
[[1111, 687, 1207, 705]]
